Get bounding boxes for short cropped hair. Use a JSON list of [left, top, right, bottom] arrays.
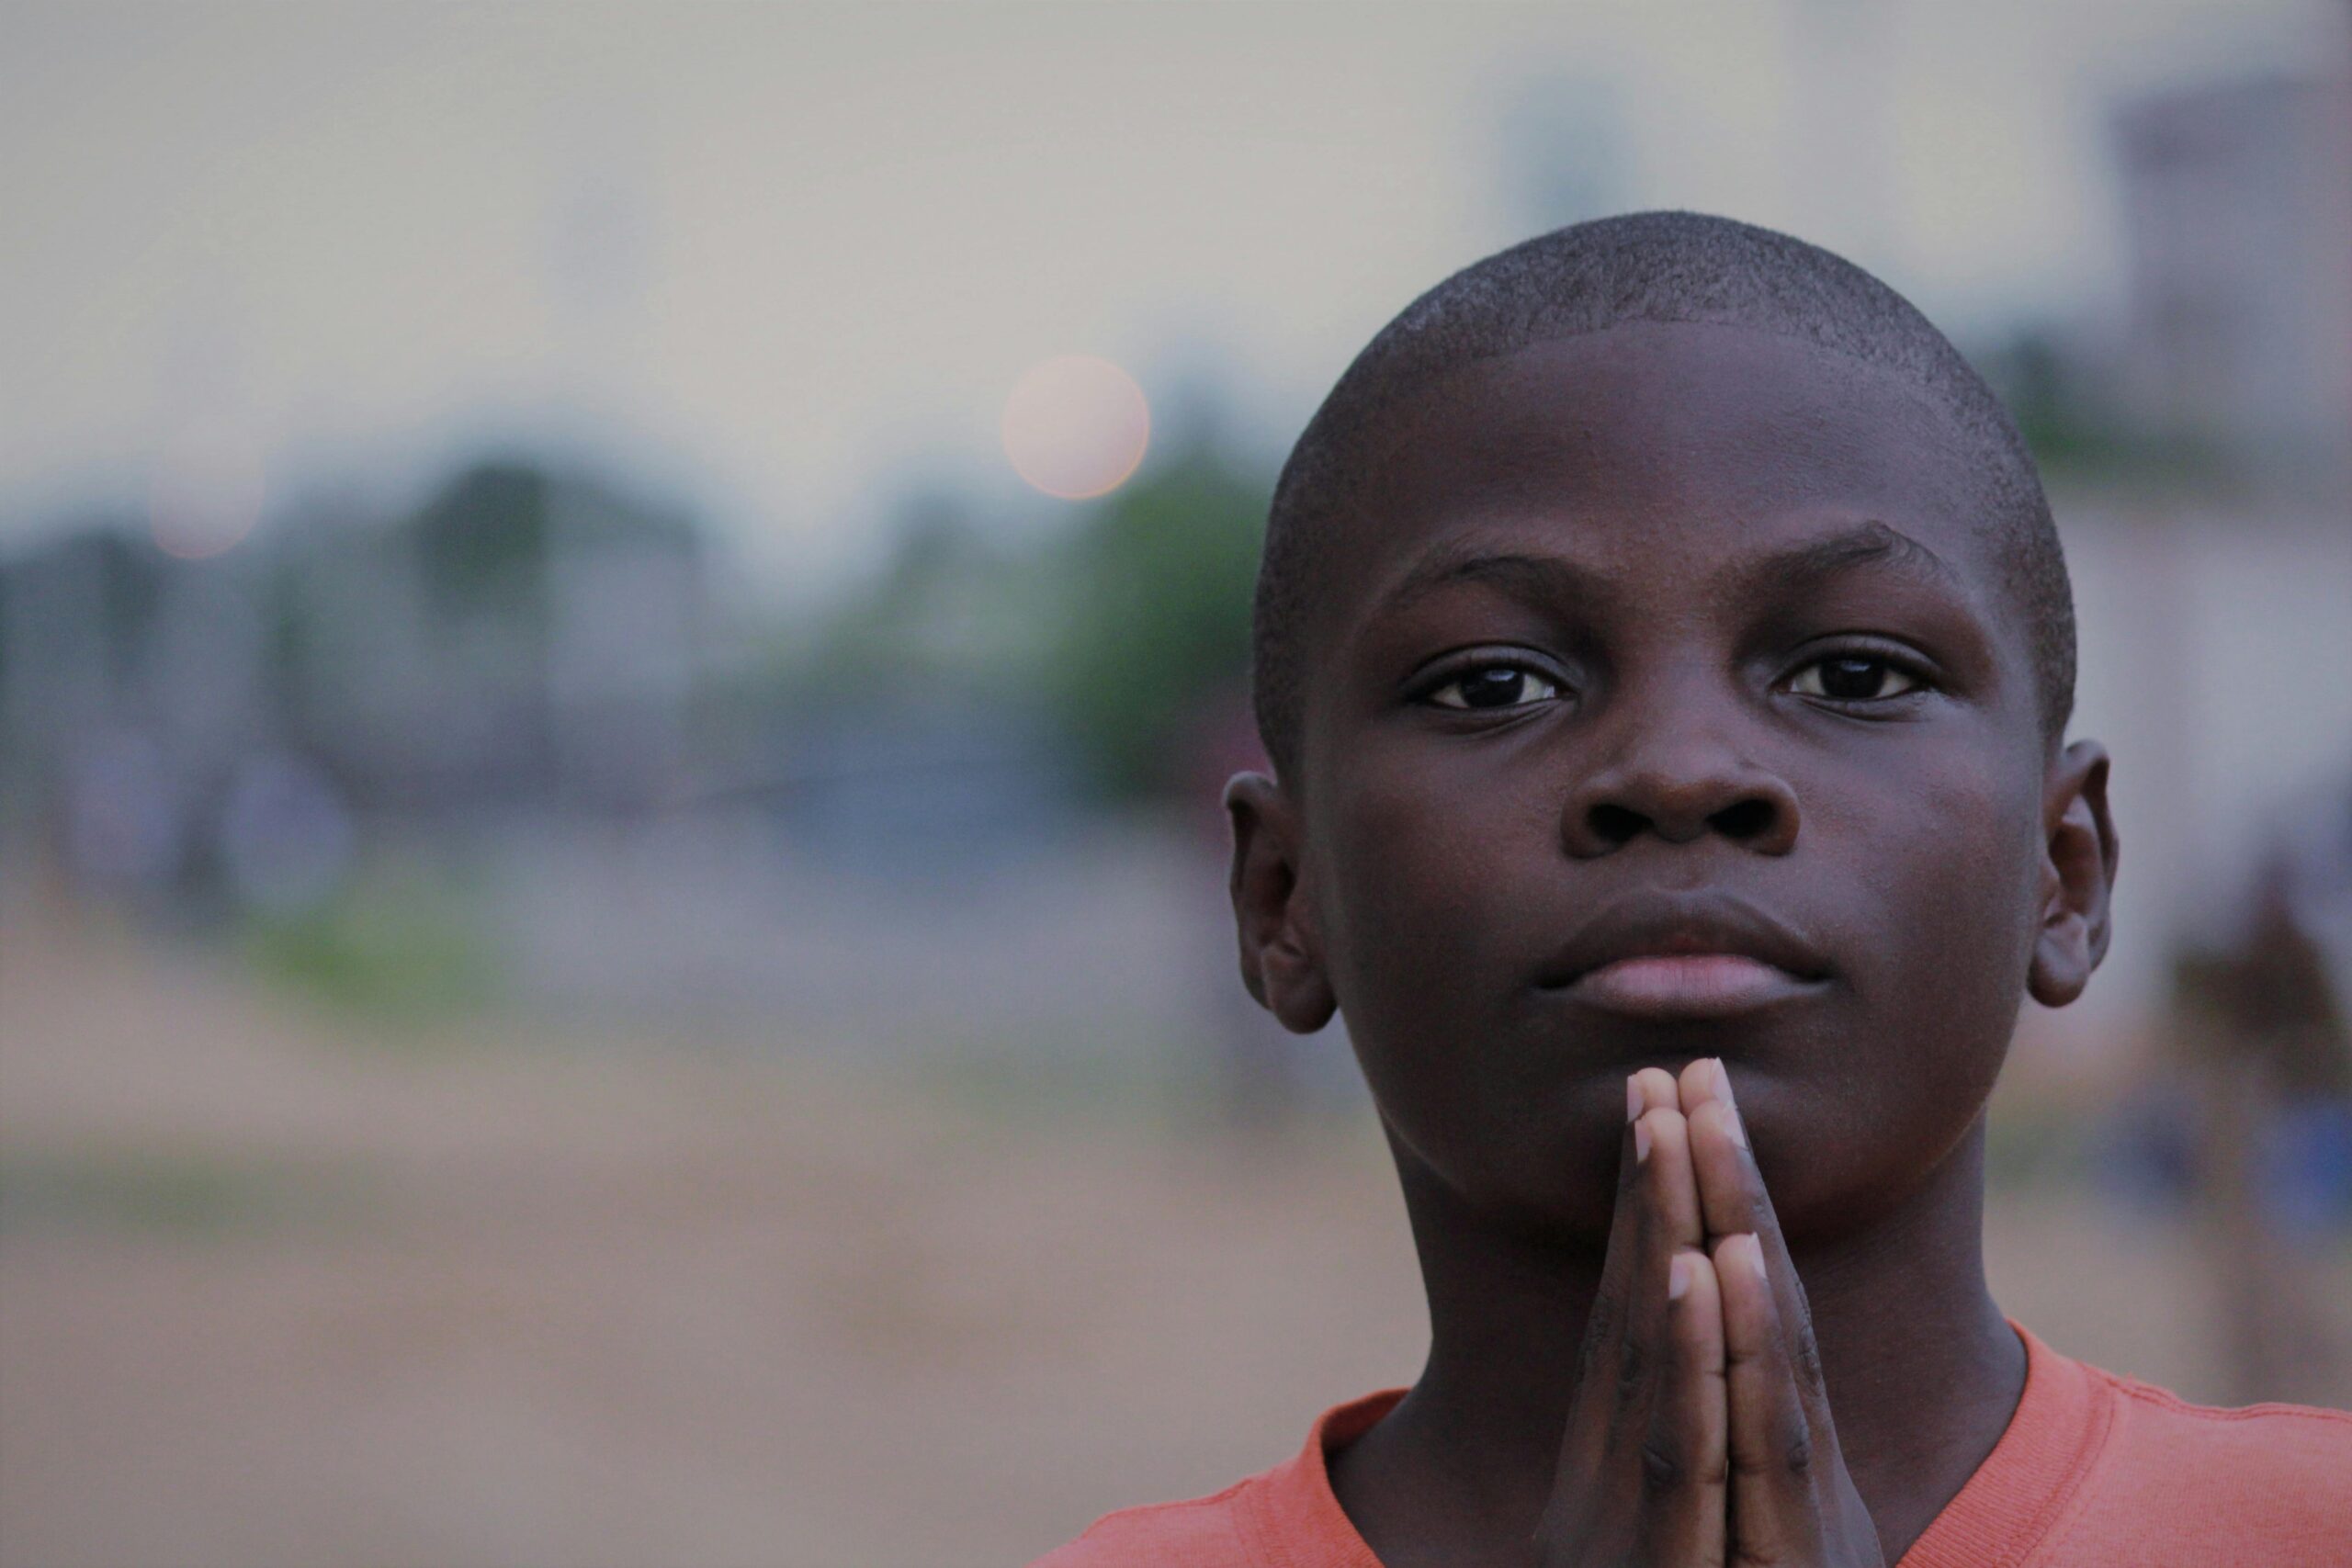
[[1252, 210, 2075, 780]]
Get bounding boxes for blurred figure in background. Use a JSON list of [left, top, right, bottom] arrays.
[[2167, 762, 2352, 1405]]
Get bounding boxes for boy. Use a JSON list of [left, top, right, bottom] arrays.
[[1033, 212, 2350, 1566]]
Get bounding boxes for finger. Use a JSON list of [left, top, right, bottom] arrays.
[[1678, 1055, 1725, 1116], [1715, 1232, 1823, 1566], [1614, 1107, 1702, 1420], [1637, 1104, 1705, 1263], [1638, 1247, 1727, 1566], [1682, 1057, 1758, 1241], [1589, 1075, 1665, 1340], [1562, 1075, 1679, 1471], [1539, 1137, 1705, 1568], [1634, 1064, 1681, 1118], [1681, 1061, 1836, 1430], [1583, 1070, 1685, 1364]]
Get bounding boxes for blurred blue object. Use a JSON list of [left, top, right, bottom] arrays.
[[2098, 1088, 2352, 1233], [2097, 1085, 2199, 1216], [2258, 1099, 2352, 1238], [760, 701, 1082, 880]]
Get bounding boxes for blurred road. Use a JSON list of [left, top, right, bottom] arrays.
[[3, 904, 2345, 1568]]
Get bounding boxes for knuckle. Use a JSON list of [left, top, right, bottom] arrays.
[[1586, 1291, 1623, 1348], [1792, 1328, 1827, 1391], [1781, 1416, 1815, 1477], [1615, 1333, 1649, 1402], [1578, 1301, 1623, 1384], [1577, 1336, 1607, 1389], [1638, 1437, 1683, 1494]]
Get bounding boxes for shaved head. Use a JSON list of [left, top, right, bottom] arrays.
[[1251, 210, 2075, 779]]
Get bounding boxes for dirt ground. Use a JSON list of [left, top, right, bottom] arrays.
[[4, 907, 2346, 1568]]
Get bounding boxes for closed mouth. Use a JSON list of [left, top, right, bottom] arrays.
[[1534, 890, 1832, 1017], [1559, 952, 1826, 1020]]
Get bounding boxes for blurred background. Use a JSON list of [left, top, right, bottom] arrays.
[[3, 4, 2349, 1565]]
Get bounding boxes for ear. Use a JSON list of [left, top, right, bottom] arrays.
[[1223, 771, 1337, 1033], [2027, 739, 2120, 1008]]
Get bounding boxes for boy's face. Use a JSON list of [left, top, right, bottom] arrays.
[[1236, 321, 2115, 1241]]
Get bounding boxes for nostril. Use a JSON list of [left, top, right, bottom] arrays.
[[1589, 803, 1646, 846], [1711, 797, 1777, 840]]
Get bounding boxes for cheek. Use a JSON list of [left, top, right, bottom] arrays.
[[1889, 743, 2044, 1019], [1789, 737, 2044, 1211], [1310, 754, 1559, 1128], [1317, 749, 1555, 989]]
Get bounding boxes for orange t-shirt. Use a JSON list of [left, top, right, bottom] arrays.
[[1031, 1323, 2351, 1566]]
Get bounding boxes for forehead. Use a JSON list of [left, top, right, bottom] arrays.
[[1320, 320, 2013, 632]]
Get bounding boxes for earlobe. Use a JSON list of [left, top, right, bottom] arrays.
[[1223, 772, 1338, 1033], [2027, 739, 2120, 1008]]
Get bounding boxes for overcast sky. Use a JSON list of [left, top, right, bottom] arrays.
[[4, 1, 2340, 588]]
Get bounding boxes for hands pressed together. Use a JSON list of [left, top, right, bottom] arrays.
[[1533, 1061, 1886, 1568]]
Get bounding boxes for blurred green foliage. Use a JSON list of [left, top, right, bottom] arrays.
[[0, 1150, 373, 1235], [1050, 434, 1267, 796], [783, 492, 1064, 705], [411, 457, 701, 623], [1975, 328, 2234, 486], [242, 870, 501, 1027], [789, 430, 1272, 800]]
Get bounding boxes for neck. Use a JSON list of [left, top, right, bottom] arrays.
[[1330, 1116, 2023, 1567]]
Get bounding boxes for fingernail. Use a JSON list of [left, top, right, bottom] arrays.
[[1737, 1234, 1766, 1282], [1714, 1061, 1747, 1149], [1668, 1254, 1691, 1302], [1627, 1074, 1643, 1123], [1634, 1118, 1653, 1164]]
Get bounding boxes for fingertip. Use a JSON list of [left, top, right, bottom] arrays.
[[1677, 1056, 1719, 1109], [1668, 1247, 1724, 1317], [1714, 1232, 1767, 1284], [1634, 1104, 1691, 1160], [1633, 1066, 1679, 1114], [1690, 1098, 1748, 1154], [1669, 1250, 1726, 1375], [1676, 1247, 1721, 1303]]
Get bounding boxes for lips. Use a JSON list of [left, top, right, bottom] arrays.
[[1537, 890, 1830, 1019]]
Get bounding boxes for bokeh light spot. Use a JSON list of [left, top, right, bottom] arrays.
[[1001, 355, 1150, 501], [150, 423, 267, 558]]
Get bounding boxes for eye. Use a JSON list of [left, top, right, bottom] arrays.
[[1424, 662, 1564, 711], [1788, 653, 1928, 704]]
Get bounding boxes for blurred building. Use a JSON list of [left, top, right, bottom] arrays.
[[0, 460, 721, 916], [2110, 72, 2352, 488]]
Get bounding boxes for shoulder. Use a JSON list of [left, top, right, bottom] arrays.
[[2061, 1364, 2352, 1562], [2096, 1364, 2352, 1474], [1025, 1477, 1260, 1568], [1025, 1388, 1402, 1568]]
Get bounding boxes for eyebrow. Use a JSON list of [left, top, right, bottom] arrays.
[[1372, 518, 1966, 621], [1746, 519, 1965, 599]]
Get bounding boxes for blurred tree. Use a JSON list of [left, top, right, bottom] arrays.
[[1050, 432, 1269, 799], [778, 428, 1272, 803], [0, 520, 164, 735], [411, 461, 555, 624], [406, 457, 698, 625], [782, 490, 1062, 706], [1973, 326, 2228, 485]]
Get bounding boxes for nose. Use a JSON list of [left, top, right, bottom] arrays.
[[1559, 689, 1801, 858]]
